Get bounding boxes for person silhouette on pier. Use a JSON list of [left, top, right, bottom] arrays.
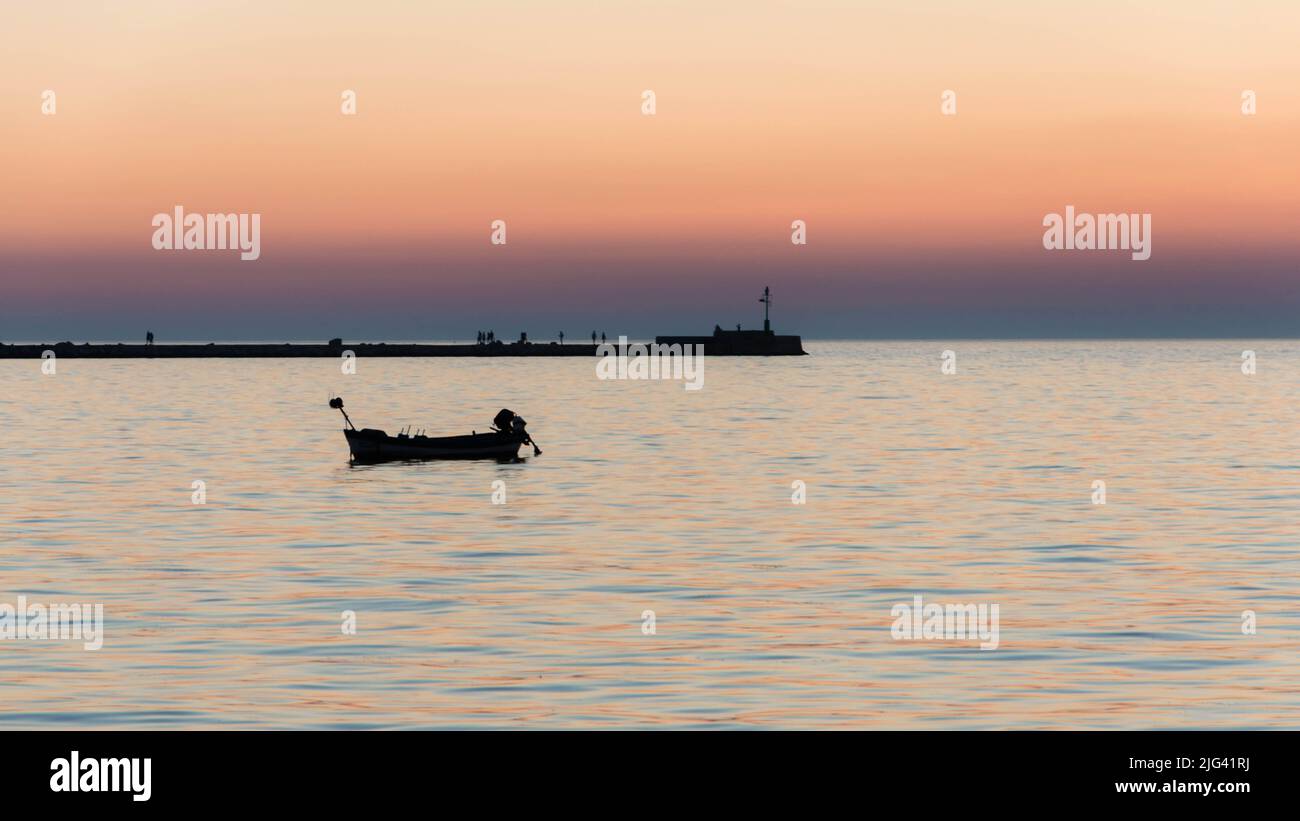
[[146, 331, 154, 346], [559, 331, 564, 345], [601, 332, 606, 344], [591, 331, 597, 344]]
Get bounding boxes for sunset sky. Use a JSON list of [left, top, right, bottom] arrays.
[[2, 1, 1298, 339]]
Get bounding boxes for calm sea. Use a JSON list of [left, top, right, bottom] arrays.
[[1, 341, 1297, 729]]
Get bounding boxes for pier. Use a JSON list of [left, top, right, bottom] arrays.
[[1, 288, 806, 358], [0, 334, 805, 359]]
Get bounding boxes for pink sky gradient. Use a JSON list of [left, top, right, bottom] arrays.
[[2, 1, 1298, 338]]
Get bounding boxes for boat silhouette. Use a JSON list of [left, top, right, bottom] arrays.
[[329, 398, 539, 462]]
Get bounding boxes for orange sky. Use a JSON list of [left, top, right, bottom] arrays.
[[2, 1, 1298, 337]]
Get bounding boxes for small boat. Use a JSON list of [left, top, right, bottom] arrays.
[[329, 398, 540, 462]]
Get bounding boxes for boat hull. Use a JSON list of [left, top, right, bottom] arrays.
[[344, 428, 524, 462]]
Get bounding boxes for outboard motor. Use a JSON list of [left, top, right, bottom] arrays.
[[493, 408, 516, 432], [492, 408, 540, 455]]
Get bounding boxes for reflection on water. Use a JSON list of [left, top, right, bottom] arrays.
[[1, 341, 1297, 728]]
